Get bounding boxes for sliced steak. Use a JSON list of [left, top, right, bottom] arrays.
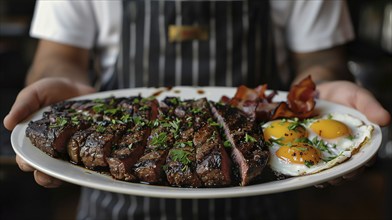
[[211, 102, 268, 186], [133, 100, 179, 184], [68, 128, 94, 164], [70, 96, 138, 170], [191, 99, 231, 187], [80, 123, 127, 169], [26, 114, 88, 158], [165, 102, 202, 187], [107, 98, 159, 181]]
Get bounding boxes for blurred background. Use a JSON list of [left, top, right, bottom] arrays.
[[0, 0, 391, 219]]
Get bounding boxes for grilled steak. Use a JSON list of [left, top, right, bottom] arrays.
[[26, 93, 270, 188], [76, 97, 139, 170], [26, 113, 89, 158], [133, 115, 175, 184], [80, 123, 127, 169], [210, 102, 269, 186], [191, 99, 231, 187], [68, 128, 94, 164], [164, 100, 202, 187], [107, 98, 159, 181]]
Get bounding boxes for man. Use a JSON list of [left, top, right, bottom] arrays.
[[4, 0, 390, 219]]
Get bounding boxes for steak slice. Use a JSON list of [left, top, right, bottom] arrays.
[[133, 124, 175, 184], [211, 102, 268, 186], [107, 98, 159, 181], [26, 114, 89, 158], [70, 97, 138, 170], [191, 99, 231, 187], [80, 123, 127, 169], [165, 101, 202, 187], [133, 100, 179, 184], [67, 128, 94, 164]]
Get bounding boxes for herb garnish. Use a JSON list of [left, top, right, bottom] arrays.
[[268, 137, 284, 146], [224, 140, 232, 148], [304, 160, 314, 168], [244, 133, 257, 143], [150, 132, 168, 147], [96, 124, 106, 133], [170, 149, 192, 165], [207, 118, 220, 127], [50, 117, 68, 128], [174, 141, 193, 148]]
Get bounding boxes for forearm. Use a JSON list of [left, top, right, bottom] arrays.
[[26, 40, 91, 86], [291, 45, 355, 85]]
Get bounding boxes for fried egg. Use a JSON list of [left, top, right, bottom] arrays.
[[262, 113, 373, 176]]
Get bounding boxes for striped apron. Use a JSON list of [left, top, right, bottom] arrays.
[[79, 1, 295, 220], [102, 0, 282, 90]]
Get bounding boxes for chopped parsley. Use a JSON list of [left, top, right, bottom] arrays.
[[150, 132, 168, 147], [96, 124, 106, 133], [169, 118, 181, 135], [49, 117, 68, 128], [244, 133, 257, 143], [224, 140, 232, 148], [104, 108, 121, 115], [191, 107, 202, 114], [346, 135, 355, 141], [304, 160, 314, 168], [268, 137, 284, 146], [139, 105, 151, 111], [120, 114, 132, 124], [71, 116, 80, 126], [207, 118, 220, 127], [170, 149, 192, 165], [174, 141, 193, 148], [92, 103, 105, 113], [295, 137, 334, 155]]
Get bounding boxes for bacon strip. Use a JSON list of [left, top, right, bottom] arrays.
[[222, 76, 316, 121]]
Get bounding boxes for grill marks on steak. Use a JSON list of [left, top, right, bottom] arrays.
[[26, 113, 90, 158], [164, 100, 202, 187], [191, 99, 232, 187], [107, 98, 159, 181], [68, 97, 133, 170], [211, 103, 269, 186], [133, 103, 178, 184]]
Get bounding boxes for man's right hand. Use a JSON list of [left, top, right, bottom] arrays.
[[3, 77, 96, 187]]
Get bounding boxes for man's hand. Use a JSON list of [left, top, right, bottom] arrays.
[[315, 81, 390, 188], [318, 81, 390, 126], [3, 77, 95, 188]]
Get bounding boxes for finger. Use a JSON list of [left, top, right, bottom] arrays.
[[365, 156, 377, 167], [314, 182, 329, 189], [16, 155, 35, 172], [342, 166, 365, 180], [3, 78, 95, 131], [318, 81, 391, 126], [34, 170, 62, 188], [352, 87, 391, 127], [3, 86, 41, 131], [328, 177, 344, 186]]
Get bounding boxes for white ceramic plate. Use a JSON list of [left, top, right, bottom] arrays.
[[11, 87, 382, 199]]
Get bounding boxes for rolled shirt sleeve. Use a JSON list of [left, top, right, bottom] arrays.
[[30, 0, 97, 49], [285, 0, 355, 52]]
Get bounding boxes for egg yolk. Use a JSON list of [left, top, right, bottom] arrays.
[[276, 143, 321, 165], [310, 119, 350, 139], [264, 120, 307, 144]]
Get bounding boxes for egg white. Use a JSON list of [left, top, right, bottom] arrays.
[[265, 113, 373, 177]]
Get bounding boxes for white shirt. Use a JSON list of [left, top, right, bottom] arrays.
[[30, 0, 354, 86]]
